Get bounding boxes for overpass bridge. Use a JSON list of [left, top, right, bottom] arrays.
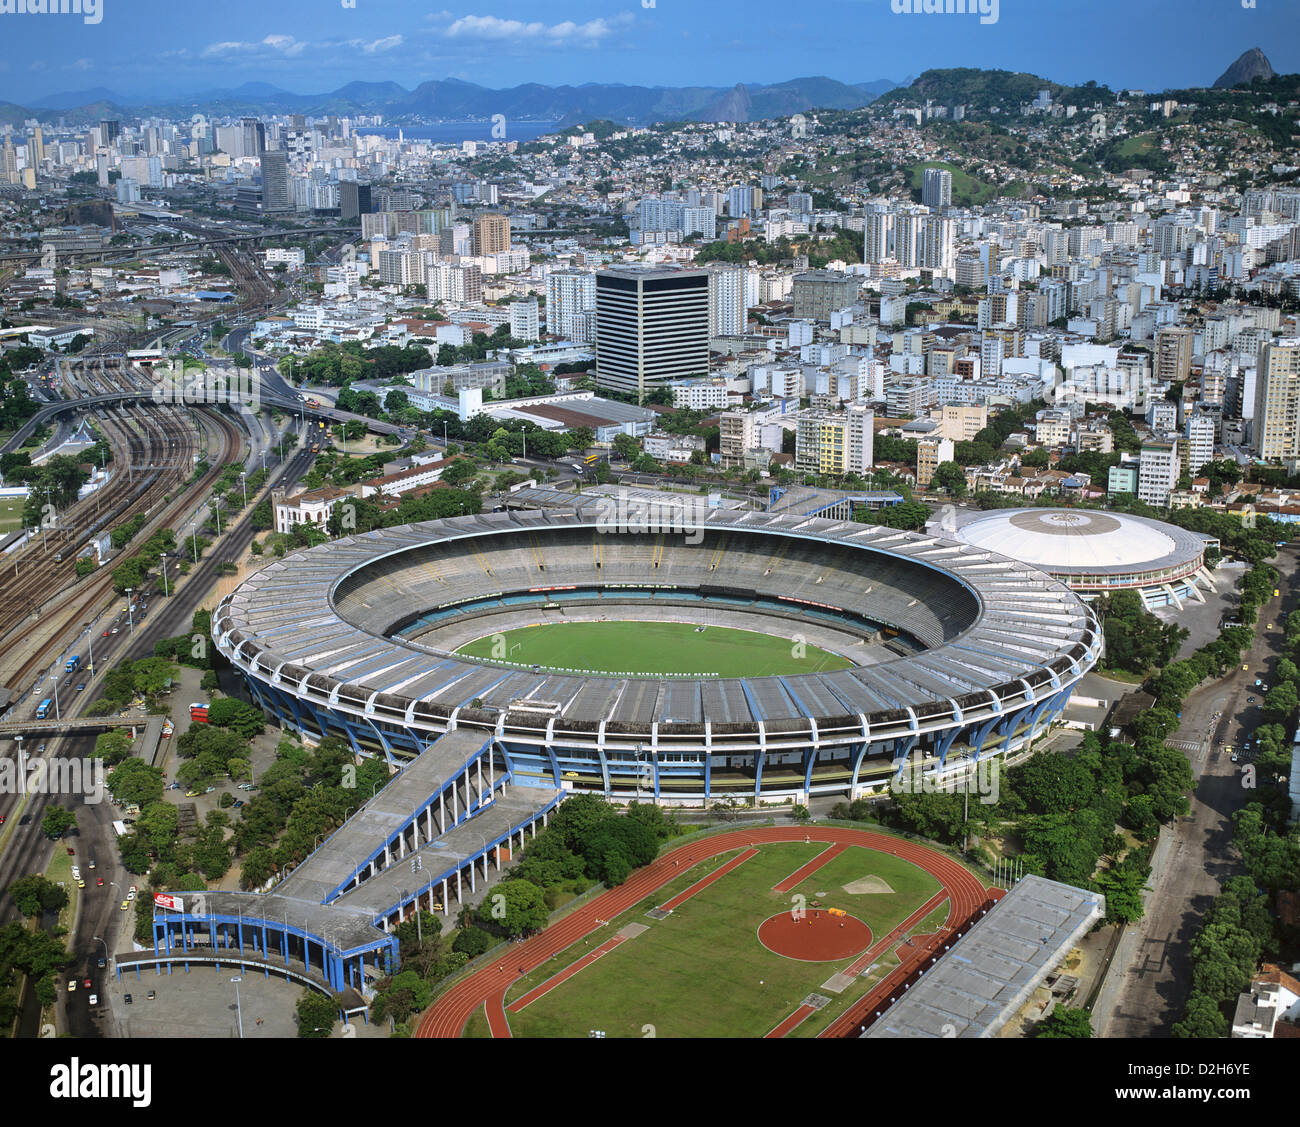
[[0, 715, 151, 738]]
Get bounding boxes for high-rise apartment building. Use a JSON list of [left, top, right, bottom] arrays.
[[545, 269, 597, 341], [595, 266, 710, 400], [795, 407, 875, 475], [472, 213, 511, 256], [916, 435, 955, 489], [1254, 339, 1300, 461], [260, 150, 292, 213], [1155, 326, 1195, 384], [509, 299, 540, 342], [792, 271, 860, 322], [707, 263, 749, 337], [1138, 438, 1181, 506], [921, 168, 953, 210]]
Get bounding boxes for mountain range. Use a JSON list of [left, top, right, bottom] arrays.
[[1, 49, 1285, 131], [1, 76, 903, 128]]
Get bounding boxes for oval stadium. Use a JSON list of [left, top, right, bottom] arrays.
[[949, 507, 1218, 610], [213, 507, 1103, 805]]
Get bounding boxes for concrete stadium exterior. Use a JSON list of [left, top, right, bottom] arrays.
[[212, 508, 1104, 805]]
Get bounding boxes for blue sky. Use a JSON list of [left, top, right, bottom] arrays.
[[2, 0, 1296, 104]]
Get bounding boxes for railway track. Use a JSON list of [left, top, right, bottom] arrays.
[[0, 405, 244, 692]]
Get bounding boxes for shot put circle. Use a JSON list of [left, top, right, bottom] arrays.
[[757, 911, 873, 962]]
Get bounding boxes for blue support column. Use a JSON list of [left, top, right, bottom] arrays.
[[803, 746, 816, 795], [544, 743, 562, 787], [849, 741, 872, 794], [935, 725, 963, 767], [892, 735, 918, 777], [754, 749, 766, 802], [704, 753, 711, 800], [966, 717, 1000, 761]]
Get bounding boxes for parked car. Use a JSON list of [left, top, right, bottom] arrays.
[[88, 994, 98, 1006], [119, 900, 129, 911], [124, 994, 132, 1005]]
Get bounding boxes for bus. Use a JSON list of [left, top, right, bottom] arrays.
[[189, 702, 209, 724], [65, 655, 80, 673], [583, 454, 599, 466], [35, 699, 52, 719]]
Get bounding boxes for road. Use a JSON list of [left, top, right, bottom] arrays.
[[1096, 545, 1295, 1037]]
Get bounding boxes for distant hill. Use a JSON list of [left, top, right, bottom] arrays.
[[4, 74, 902, 127], [872, 68, 1113, 115], [1213, 47, 1276, 89]]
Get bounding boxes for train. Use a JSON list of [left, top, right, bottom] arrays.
[[51, 472, 160, 563]]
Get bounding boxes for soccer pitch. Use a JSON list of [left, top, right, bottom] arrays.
[[500, 843, 943, 1039], [454, 620, 854, 677]]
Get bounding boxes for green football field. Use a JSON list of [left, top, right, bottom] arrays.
[[500, 843, 944, 1039], [0, 497, 24, 533], [454, 619, 854, 677]]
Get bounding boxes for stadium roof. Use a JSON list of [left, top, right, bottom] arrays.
[[214, 509, 1100, 735], [952, 508, 1210, 577], [865, 875, 1106, 1038]]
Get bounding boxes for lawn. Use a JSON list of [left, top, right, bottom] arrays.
[[908, 160, 998, 207], [0, 496, 25, 533], [455, 620, 853, 677], [500, 843, 941, 1039]]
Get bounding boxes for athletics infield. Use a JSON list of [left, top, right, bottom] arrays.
[[415, 827, 993, 1040]]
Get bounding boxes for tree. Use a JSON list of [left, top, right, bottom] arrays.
[[106, 760, 165, 807], [7, 875, 68, 918], [41, 806, 76, 839], [206, 697, 266, 739], [479, 878, 548, 937], [452, 925, 494, 957], [1035, 1007, 1093, 1038], [295, 990, 339, 1038], [1172, 992, 1228, 1038], [929, 461, 968, 497]]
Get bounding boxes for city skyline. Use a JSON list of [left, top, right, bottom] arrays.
[[1, 0, 1297, 108]]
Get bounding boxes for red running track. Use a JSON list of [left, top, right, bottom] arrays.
[[659, 848, 757, 911], [772, 842, 849, 893], [414, 828, 987, 1039], [766, 1004, 816, 1038]]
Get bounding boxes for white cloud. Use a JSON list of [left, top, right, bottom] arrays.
[[351, 34, 403, 54], [442, 13, 630, 45], [202, 34, 308, 59]]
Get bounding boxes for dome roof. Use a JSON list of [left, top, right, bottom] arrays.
[[955, 509, 1202, 575]]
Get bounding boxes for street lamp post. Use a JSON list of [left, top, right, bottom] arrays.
[[240, 472, 247, 510], [86, 623, 95, 675], [125, 588, 134, 636]]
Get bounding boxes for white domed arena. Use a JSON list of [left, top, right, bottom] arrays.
[[949, 508, 1219, 610]]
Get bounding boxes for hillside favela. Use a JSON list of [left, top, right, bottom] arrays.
[[0, 0, 1294, 1084]]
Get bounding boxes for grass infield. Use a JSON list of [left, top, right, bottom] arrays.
[[454, 619, 854, 677], [500, 843, 941, 1039]]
